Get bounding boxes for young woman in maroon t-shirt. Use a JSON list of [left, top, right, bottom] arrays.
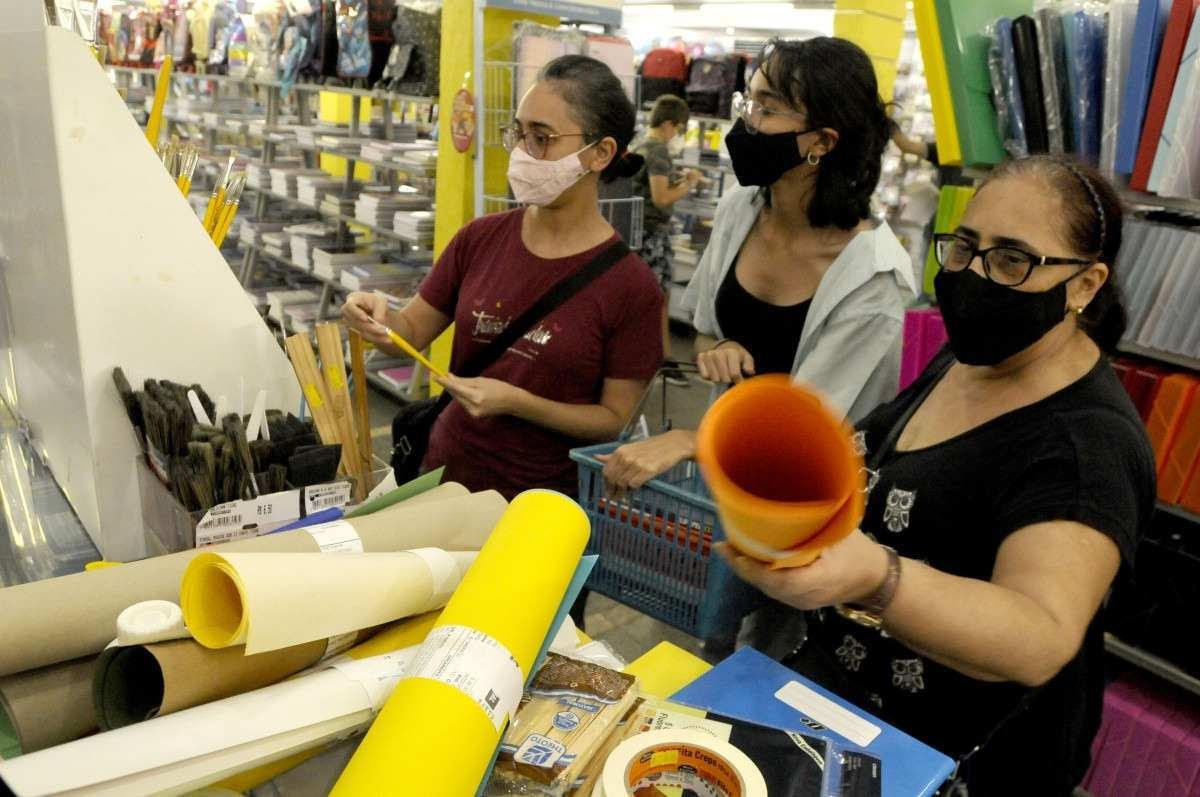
[[342, 55, 663, 499]]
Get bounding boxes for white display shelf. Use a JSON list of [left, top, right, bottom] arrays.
[[106, 64, 441, 106], [1120, 188, 1200, 214]]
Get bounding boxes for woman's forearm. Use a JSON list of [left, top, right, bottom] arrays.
[[881, 559, 1080, 686], [507, 391, 627, 442]]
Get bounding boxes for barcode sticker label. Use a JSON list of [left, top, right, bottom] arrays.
[[196, 503, 255, 547], [304, 482, 353, 515], [403, 625, 523, 732], [775, 681, 881, 748], [305, 520, 363, 553]]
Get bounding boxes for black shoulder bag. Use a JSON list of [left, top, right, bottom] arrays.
[[390, 239, 631, 481]]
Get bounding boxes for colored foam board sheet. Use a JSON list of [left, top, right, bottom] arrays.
[[0, 656, 96, 756], [1118, 0, 1174, 173], [901, 310, 930, 391], [1149, 14, 1200, 191], [1146, 373, 1199, 471], [913, 0, 963, 165], [1012, 15, 1049, 154], [0, 488, 506, 677], [1035, 7, 1073, 153], [0, 613, 438, 797], [343, 467, 448, 518], [696, 376, 864, 569], [92, 629, 375, 731], [995, 17, 1028, 155], [671, 647, 955, 797], [924, 185, 977, 297], [1130, 0, 1200, 190], [624, 642, 713, 702], [1103, 2, 1143, 174], [1158, 391, 1200, 502], [1063, 9, 1107, 164], [331, 491, 591, 796], [1155, 39, 1200, 199], [1179, 458, 1200, 514], [922, 312, 948, 366], [935, 0, 1036, 166], [181, 549, 475, 654], [1128, 366, 1167, 422]]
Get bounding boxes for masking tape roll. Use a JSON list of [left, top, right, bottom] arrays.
[[598, 730, 767, 797], [115, 601, 189, 647]]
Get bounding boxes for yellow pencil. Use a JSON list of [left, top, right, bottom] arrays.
[[372, 319, 446, 378], [144, 55, 173, 147]]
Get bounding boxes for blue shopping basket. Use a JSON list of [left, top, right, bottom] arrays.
[[570, 441, 765, 639]]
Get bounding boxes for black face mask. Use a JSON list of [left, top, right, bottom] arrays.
[[935, 268, 1079, 366], [725, 118, 811, 187]]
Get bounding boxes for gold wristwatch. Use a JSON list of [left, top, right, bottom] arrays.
[[836, 545, 902, 629]]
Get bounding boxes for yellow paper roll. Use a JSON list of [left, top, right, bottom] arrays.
[[180, 549, 473, 654], [331, 490, 590, 796]]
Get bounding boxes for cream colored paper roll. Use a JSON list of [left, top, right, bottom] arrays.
[[181, 549, 475, 654], [0, 487, 503, 677], [598, 730, 767, 797]]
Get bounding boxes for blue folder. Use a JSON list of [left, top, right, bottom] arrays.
[[996, 17, 1028, 155], [1117, 0, 1174, 173], [671, 647, 956, 797]]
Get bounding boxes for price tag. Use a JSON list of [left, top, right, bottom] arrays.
[[304, 481, 353, 515]]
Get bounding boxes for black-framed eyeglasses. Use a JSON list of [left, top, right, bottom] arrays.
[[501, 123, 590, 160], [933, 233, 1093, 287]]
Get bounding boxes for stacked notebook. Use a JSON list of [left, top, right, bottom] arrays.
[[311, 249, 384, 282], [297, 175, 353, 208], [353, 191, 430, 230], [392, 211, 436, 246], [271, 168, 327, 199], [266, 289, 322, 324], [340, 263, 424, 293], [285, 222, 342, 272], [238, 221, 286, 247], [261, 232, 291, 260], [359, 138, 428, 162]]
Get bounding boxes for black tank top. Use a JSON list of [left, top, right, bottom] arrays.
[[714, 257, 811, 375]]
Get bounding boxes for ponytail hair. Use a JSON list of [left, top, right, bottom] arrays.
[[538, 55, 639, 183]]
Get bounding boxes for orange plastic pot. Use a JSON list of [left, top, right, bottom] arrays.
[[696, 375, 865, 569]]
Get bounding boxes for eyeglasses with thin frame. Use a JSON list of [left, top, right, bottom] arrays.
[[731, 91, 814, 135], [501, 123, 590, 160], [933, 232, 1093, 287]]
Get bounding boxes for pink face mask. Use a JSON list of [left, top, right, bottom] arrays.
[[506, 141, 597, 206]]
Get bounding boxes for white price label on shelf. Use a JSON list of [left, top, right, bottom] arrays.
[[195, 502, 255, 548], [304, 481, 353, 515]]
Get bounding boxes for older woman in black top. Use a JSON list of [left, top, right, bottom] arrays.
[[722, 155, 1155, 796]]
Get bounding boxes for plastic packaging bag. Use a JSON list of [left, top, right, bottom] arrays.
[[336, 0, 371, 80], [1061, 2, 1107, 164], [987, 19, 1028, 159], [250, 0, 286, 79], [1101, 0, 1139, 174], [226, 14, 251, 77], [207, 1, 238, 69]]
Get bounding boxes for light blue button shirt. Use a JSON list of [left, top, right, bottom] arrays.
[[682, 185, 918, 422]]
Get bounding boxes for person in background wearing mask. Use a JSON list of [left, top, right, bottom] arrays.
[[342, 55, 663, 505], [602, 38, 914, 492], [721, 156, 1154, 796], [631, 94, 706, 386]]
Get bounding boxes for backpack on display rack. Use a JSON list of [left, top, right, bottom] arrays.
[[685, 54, 745, 118], [314, 0, 339, 81], [380, 3, 442, 96], [639, 47, 689, 104], [336, 0, 372, 82], [366, 0, 396, 85]]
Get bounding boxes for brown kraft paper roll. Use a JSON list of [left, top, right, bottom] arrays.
[[0, 486, 504, 676], [0, 656, 98, 754]]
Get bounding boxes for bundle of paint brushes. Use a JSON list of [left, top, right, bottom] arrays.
[[112, 368, 344, 514], [157, 136, 199, 198], [202, 155, 248, 249]]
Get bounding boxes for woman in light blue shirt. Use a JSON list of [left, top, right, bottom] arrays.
[[602, 37, 916, 489]]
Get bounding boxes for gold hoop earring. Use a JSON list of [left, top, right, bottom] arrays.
[[806, 151, 820, 166]]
